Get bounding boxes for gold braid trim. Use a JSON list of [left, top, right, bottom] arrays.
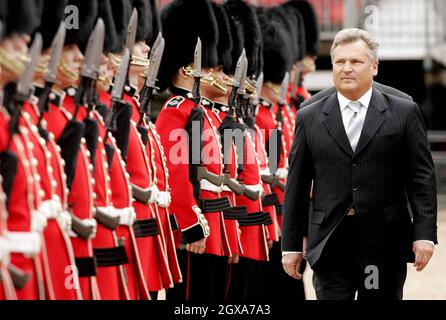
[[182, 65, 228, 94], [130, 55, 150, 67], [0, 47, 26, 77], [58, 60, 79, 81], [264, 81, 281, 96]]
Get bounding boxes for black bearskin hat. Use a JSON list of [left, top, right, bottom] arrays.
[[97, 0, 118, 54], [148, 0, 162, 47], [131, 0, 152, 43], [158, 0, 219, 92], [109, 0, 132, 53], [267, 6, 298, 64], [224, 7, 244, 75], [285, 0, 319, 56], [224, 0, 261, 78], [37, 0, 68, 51], [65, 0, 98, 52], [211, 2, 232, 72], [259, 17, 292, 84], [4, 0, 41, 37]]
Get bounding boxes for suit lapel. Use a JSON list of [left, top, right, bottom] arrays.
[[321, 93, 354, 156], [354, 89, 388, 156]]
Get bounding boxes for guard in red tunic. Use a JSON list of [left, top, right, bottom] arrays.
[[0, 0, 49, 300], [23, 0, 82, 300], [156, 0, 235, 301], [0, 5, 17, 301], [136, 0, 182, 295], [43, 0, 101, 300], [0, 175, 16, 300], [223, 0, 272, 300], [112, 0, 172, 299], [256, 9, 307, 301]]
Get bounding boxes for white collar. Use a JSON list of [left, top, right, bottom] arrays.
[[337, 86, 373, 111]]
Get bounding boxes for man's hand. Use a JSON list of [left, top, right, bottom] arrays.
[[186, 238, 207, 254], [282, 253, 304, 280], [413, 241, 435, 272], [228, 253, 239, 264]]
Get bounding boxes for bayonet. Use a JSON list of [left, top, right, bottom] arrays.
[[237, 56, 248, 96], [45, 22, 66, 83], [193, 37, 202, 78], [255, 72, 264, 103], [38, 23, 66, 122], [279, 72, 289, 105], [125, 9, 138, 54], [150, 32, 163, 61], [7, 33, 42, 148], [138, 37, 165, 125], [16, 33, 42, 98], [144, 37, 165, 88], [80, 18, 105, 80], [232, 49, 245, 89], [111, 48, 131, 100]]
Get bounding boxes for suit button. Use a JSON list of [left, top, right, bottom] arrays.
[[352, 187, 359, 192], [352, 163, 358, 167]]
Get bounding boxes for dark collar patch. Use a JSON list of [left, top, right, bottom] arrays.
[[165, 96, 185, 108]]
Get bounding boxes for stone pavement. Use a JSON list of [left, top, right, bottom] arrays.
[[303, 209, 446, 300]]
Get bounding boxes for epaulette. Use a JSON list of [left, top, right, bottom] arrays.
[[165, 96, 185, 109]]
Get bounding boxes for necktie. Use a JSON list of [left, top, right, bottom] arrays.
[[346, 101, 363, 151]]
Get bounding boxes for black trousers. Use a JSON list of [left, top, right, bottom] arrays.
[[312, 216, 407, 300], [166, 250, 228, 301], [261, 240, 306, 301], [226, 257, 266, 301]]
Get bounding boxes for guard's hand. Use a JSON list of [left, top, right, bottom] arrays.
[[228, 253, 239, 264], [282, 253, 304, 280], [186, 238, 207, 254], [267, 240, 274, 250], [413, 241, 434, 272]]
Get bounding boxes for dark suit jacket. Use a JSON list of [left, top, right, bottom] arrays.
[[300, 81, 413, 109], [282, 88, 437, 268]]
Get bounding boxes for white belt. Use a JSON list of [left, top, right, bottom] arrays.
[[156, 191, 171, 208], [200, 179, 223, 194], [245, 183, 264, 197], [31, 210, 48, 232], [39, 198, 62, 219], [115, 207, 137, 226], [58, 210, 73, 231], [39, 198, 72, 231], [147, 185, 159, 204], [0, 237, 10, 264], [260, 168, 271, 176], [5, 231, 42, 256], [96, 206, 137, 226], [275, 168, 288, 179], [222, 185, 232, 192]]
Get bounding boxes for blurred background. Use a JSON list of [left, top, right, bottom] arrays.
[[156, 0, 446, 299]]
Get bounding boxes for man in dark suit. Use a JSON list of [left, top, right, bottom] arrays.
[[281, 28, 437, 300]]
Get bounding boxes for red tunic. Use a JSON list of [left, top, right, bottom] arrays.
[[21, 100, 81, 300], [147, 121, 183, 285], [123, 93, 171, 295], [155, 90, 230, 257], [2, 107, 46, 300], [0, 110, 16, 300], [44, 95, 100, 300], [98, 91, 145, 300]]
